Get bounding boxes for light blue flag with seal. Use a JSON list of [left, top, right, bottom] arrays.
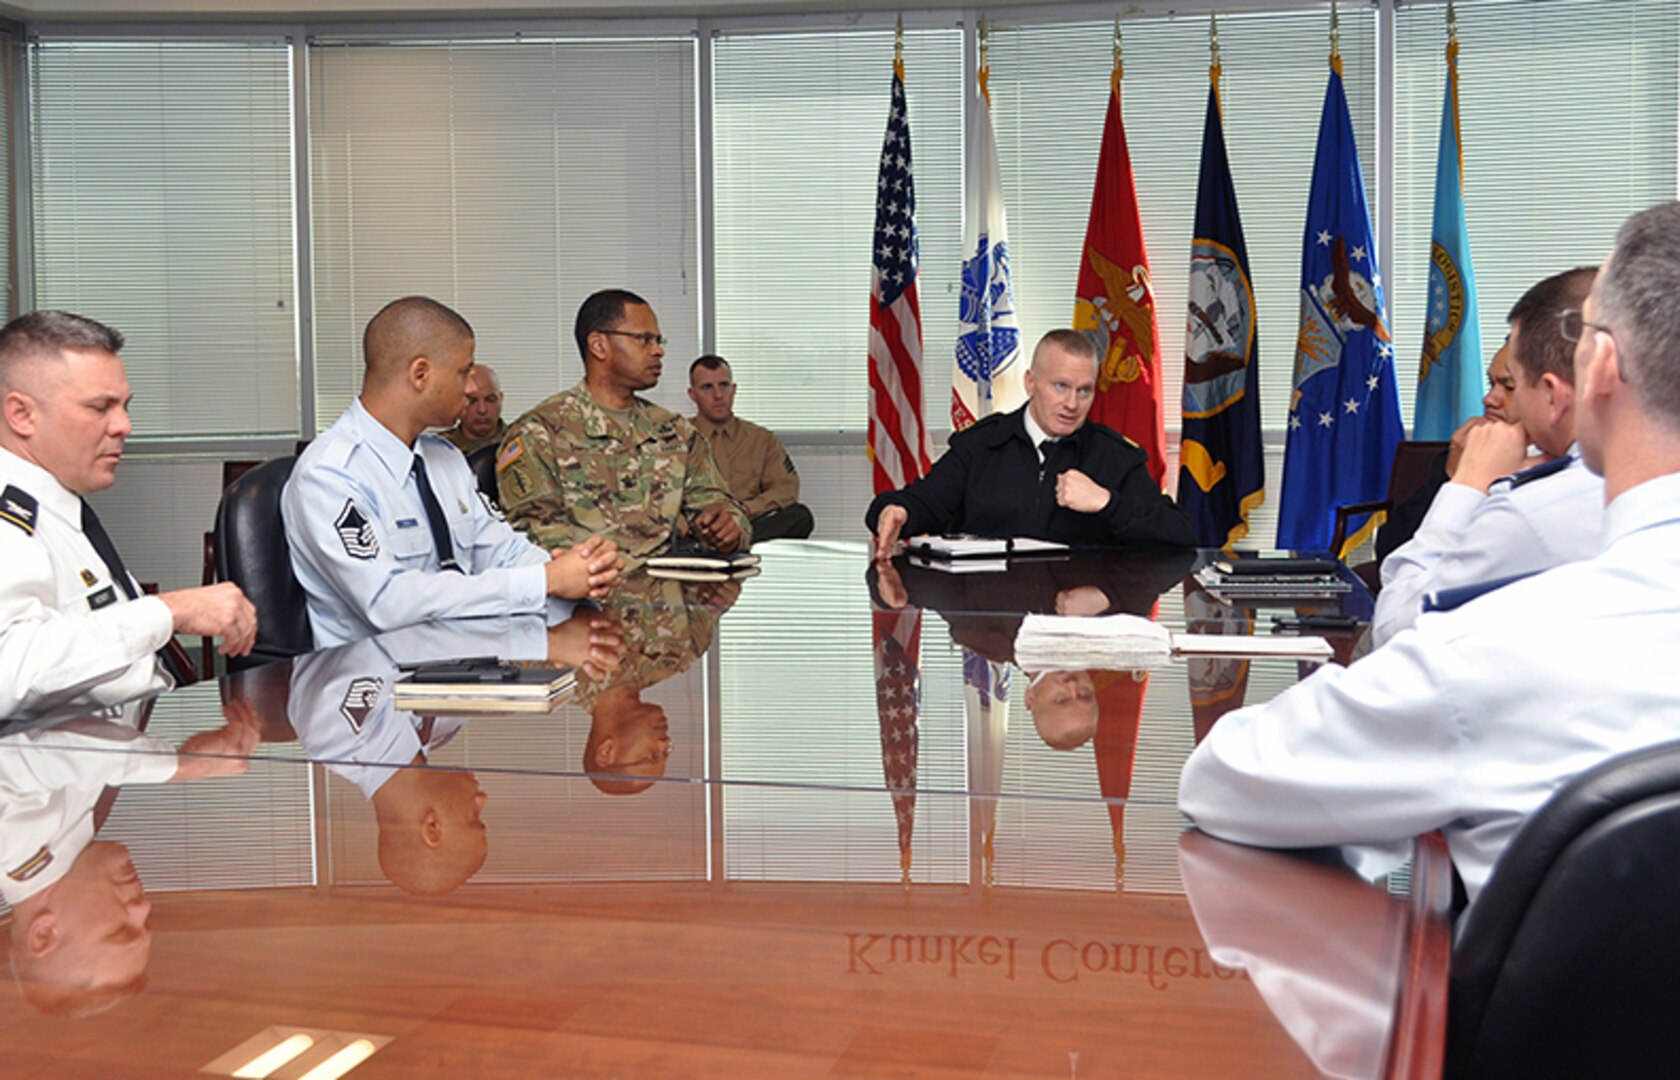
[[1277, 57, 1404, 557], [1414, 34, 1482, 441]]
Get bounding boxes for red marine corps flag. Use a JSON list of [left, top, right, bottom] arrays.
[[1073, 20, 1166, 485], [868, 23, 933, 495]]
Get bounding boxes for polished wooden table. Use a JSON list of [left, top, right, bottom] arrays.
[[0, 542, 1448, 1079]]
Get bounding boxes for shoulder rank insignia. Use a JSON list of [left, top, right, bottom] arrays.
[[336, 501, 380, 560], [8, 845, 53, 883], [1508, 455, 1572, 489], [0, 484, 38, 535], [340, 676, 382, 731]]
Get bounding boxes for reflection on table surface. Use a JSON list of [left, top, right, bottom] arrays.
[[0, 542, 1438, 1077]]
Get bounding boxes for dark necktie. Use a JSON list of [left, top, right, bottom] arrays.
[[80, 499, 194, 685], [411, 455, 462, 573]]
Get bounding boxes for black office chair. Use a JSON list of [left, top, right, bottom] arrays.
[[466, 443, 500, 511], [1446, 738, 1680, 1079], [212, 455, 313, 672]]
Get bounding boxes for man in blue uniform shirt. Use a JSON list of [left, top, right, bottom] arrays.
[[283, 296, 622, 648], [1372, 267, 1602, 646], [866, 330, 1194, 558], [1179, 202, 1680, 913]]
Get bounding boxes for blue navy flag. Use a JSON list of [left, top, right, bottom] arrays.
[[1180, 73, 1265, 549], [1278, 62, 1403, 556]]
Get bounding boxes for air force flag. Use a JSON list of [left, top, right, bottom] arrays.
[[954, 64, 1024, 431], [1277, 60, 1404, 556]]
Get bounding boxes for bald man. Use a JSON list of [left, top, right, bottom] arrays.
[[440, 363, 506, 455], [283, 296, 621, 647]]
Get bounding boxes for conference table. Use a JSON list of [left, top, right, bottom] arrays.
[[0, 541, 1450, 1079]]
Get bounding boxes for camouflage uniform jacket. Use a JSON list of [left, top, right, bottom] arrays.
[[440, 419, 507, 456], [497, 381, 751, 566]]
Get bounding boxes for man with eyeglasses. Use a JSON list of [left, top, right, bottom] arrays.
[[866, 329, 1194, 559], [498, 288, 749, 567], [1371, 266, 1603, 646], [1180, 201, 1680, 916]]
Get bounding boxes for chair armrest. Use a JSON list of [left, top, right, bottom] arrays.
[[1332, 500, 1391, 558]]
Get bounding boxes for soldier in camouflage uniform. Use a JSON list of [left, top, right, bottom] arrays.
[[497, 289, 751, 568]]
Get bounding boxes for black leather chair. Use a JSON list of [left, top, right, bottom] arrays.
[[212, 455, 312, 672], [466, 443, 500, 510], [1446, 738, 1680, 1079]]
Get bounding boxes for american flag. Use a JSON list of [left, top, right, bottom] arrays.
[[874, 608, 921, 883], [868, 57, 933, 496]]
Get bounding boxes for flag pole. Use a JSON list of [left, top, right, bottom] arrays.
[[894, 11, 903, 73]]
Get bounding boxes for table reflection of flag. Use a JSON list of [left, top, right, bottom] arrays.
[[1094, 668, 1148, 890], [873, 608, 922, 885], [1184, 581, 1253, 746], [963, 647, 1010, 886], [1278, 54, 1403, 556]]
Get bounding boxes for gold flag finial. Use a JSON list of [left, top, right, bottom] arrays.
[[1330, 1, 1343, 75], [1112, 14, 1123, 81], [1209, 11, 1222, 86], [894, 12, 904, 70], [979, 13, 989, 71], [1447, 0, 1459, 47]]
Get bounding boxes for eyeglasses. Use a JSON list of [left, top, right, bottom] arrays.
[[1557, 308, 1629, 382], [1557, 308, 1613, 345], [597, 329, 667, 348]]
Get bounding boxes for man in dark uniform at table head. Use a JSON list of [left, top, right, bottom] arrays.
[[866, 329, 1195, 559]]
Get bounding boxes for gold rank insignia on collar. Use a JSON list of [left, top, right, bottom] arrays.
[[9, 844, 53, 882], [457, 499, 468, 514], [81, 568, 98, 587]]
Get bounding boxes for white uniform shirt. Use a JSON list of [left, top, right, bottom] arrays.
[[0, 717, 177, 904], [286, 616, 548, 798], [284, 399, 554, 648], [1372, 447, 1603, 646], [1180, 471, 1680, 911], [0, 447, 173, 718]]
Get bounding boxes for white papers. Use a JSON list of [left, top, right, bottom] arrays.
[[1015, 613, 1173, 671], [906, 534, 1068, 559], [1172, 633, 1334, 661], [1014, 613, 1335, 670]]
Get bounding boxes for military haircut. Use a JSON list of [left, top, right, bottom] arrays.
[[1506, 266, 1597, 387], [362, 296, 475, 383], [689, 354, 730, 381], [573, 288, 649, 361], [1033, 328, 1099, 369], [1597, 201, 1680, 429], [0, 311, 125, 394]]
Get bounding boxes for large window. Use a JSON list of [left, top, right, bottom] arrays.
[[29, 39, 297, 440], [308, 36, 700, 430], [713, 26, 963, 434], [1389, 0, 1679, 406]]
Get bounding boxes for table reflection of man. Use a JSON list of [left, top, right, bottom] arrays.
[[284, 614, 622, 892], [872, 550, 1191, 759], [574, 571, 733, 795], [3, 707, 257, 1015], [1178, 831, 1408, 1079]]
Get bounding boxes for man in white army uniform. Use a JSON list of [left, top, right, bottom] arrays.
[[0, 311, 257, 718]]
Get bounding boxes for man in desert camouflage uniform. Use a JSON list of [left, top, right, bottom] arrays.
[[497, 289, 750, 567]]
